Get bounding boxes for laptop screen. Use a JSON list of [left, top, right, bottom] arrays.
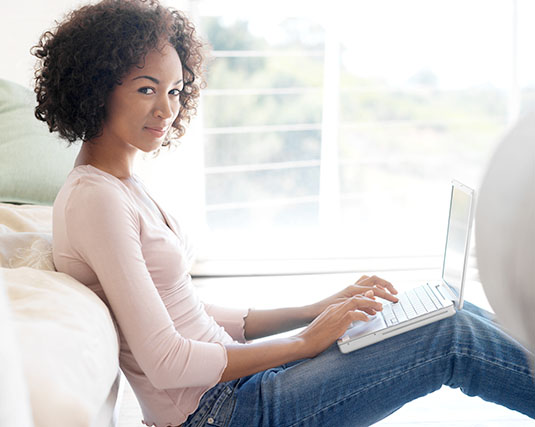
[[441, 181, 475, 309]]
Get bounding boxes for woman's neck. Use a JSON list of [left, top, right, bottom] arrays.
[[75, 140, 137, 180]]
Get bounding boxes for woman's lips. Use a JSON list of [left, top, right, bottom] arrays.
[[144, 126, 167, 138]]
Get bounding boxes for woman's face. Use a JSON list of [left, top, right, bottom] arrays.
[[101, 43, 184, 153]]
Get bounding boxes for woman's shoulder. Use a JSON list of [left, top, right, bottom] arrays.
[[65, 165, 131, 198], [56, 165, 137, 217]]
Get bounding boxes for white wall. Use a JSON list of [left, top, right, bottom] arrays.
[[2, 1, 91, 88]]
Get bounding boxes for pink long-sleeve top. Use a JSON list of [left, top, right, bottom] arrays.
[[52, 165, 248, 427]]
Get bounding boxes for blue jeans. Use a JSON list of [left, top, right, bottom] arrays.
[[184, 302, 535, 426]]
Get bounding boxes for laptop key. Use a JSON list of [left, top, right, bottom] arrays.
[[392, 302, 408, 322], [399, 296, 417, 319], [382, 304, 399, 325], [384, 284, 439, 324], [407, 289, 427, 316], [424, 284, 444, 308], [415, 286, 437, 312]]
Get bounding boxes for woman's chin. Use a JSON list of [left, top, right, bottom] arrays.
[[137, 139, 164, 154]]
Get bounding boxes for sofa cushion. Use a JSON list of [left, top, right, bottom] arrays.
[[0, 79, 78, 205]]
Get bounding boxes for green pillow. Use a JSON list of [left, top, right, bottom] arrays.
[[0, 79, 79, 206]]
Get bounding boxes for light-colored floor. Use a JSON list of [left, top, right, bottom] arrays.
[[117, 268, 535, 426]]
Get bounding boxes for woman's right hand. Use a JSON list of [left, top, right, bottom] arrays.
[[295, 292, 382, 358]]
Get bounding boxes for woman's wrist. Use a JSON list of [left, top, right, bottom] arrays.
[[244, 304, 319, 341], [222, 335, 311, 382], [303, 301, 323, 322], [289, 335, 312, 359]]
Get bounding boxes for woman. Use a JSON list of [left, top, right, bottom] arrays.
[[34, 1, 535, 426]]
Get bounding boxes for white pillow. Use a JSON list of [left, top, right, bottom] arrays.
[[0, 203, 55, 270], [0, 203, 53, 233], [0, 273, 34, 427], [5, 267, 119, 427], [0, 228, 54, 270]]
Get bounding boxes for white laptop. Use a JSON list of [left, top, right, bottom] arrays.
[[337, 180, 475, 354]]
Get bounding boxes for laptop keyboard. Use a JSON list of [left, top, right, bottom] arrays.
[[381, 284, 445, 326]]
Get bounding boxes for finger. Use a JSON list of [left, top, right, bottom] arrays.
[[345, 284, 365, 297], [345, 310, 369, 324], [369, 287, 399, 303], [354, 275, 369, 285], [361, 275, 399, 296], [370, 275, 398, 295], [347, 295, 383, 312], [364, 289, 375, 299]]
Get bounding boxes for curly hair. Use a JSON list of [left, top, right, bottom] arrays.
[[32, 0, 205, 148]]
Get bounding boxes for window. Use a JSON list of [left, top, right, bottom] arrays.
[[140, 0, 533, 273]]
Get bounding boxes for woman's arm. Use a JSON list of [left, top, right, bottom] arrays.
[[243, 305, 316, 341], [221, 295, 382, 382], [63, 180, 228, 390], [243, 275, 399, 340]]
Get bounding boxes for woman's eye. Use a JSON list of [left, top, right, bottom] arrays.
[[169, 88, 181, 96], [138, 87, 155, 95]]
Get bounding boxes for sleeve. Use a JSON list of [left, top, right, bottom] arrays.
[[203, 304, 250, 343], [64, 180, 227, 390]]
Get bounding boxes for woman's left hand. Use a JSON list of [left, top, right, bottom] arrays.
[[309, 275, 399, 318]]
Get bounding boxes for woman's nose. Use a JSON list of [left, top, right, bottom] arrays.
[[154, 96, 174, 119]]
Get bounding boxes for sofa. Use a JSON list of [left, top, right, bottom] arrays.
[[0, 78, 122, 427]]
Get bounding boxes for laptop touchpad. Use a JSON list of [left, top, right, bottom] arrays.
[[342, 314, 387, 340]]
